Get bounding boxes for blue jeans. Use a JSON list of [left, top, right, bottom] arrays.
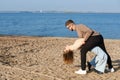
[[90, 47, 108, 72]]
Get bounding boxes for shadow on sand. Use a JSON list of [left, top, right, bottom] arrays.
[[112, 59, 120, 72]]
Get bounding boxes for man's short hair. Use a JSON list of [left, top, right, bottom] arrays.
[[65, 20, 75, 26]]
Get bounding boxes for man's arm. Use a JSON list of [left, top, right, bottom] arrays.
[[81, 24, 93, 41]]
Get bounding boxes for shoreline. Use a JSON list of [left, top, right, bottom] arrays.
[[0, 35, 120, 40]]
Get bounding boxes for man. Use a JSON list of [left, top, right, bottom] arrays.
[[65, 19, 114, 74]]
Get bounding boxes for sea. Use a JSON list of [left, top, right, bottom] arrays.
[[0, 12, 120, 39]]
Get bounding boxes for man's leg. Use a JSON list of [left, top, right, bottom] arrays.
[[74, 46, 89, 74]]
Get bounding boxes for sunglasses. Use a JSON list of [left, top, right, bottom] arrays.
[[66, 24, 73, 29]]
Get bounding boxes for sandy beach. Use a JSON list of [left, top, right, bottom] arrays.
[[0, 36, 120, 80]]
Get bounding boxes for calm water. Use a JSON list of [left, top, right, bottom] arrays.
[[0, 12, 120, 39]]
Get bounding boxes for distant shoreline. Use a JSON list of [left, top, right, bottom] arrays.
[[0, 11, 120, 14]]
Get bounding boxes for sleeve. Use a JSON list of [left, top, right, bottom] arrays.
[[81, 24, 94, 41]]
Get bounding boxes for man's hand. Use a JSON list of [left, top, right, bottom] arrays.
[[81, 38, 85, 45]]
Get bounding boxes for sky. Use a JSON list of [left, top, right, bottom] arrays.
[[0, 0, 120, 13]]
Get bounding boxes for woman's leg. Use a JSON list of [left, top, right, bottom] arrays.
[[99, 42, 113, 69], [91, 47, 108, 73], [98, 35, 113, 69]]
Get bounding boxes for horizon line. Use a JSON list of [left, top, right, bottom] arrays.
[[0, 10, 120, 13]]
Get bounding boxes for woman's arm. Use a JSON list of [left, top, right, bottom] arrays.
[[65, 38, 85, 51]]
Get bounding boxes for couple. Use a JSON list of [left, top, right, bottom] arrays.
[[64, 20, 114, 74]]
